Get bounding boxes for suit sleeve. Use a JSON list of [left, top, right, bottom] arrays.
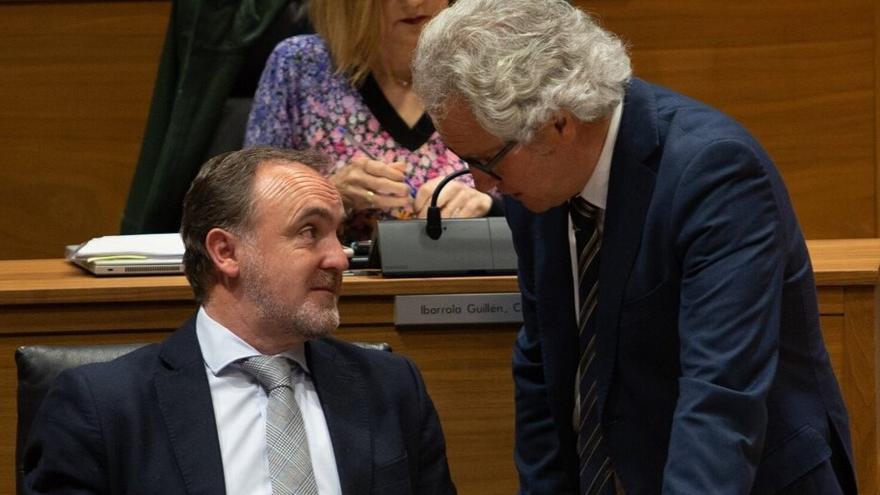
[[402, 357, 457, 495], [662, 139, 785, 494], [508, 204, 576, 494], [23, 369, 109, 495]]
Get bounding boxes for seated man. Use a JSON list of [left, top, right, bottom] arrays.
[[24, 147, 456, 495]]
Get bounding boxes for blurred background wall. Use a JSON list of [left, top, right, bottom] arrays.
[[0, 0, 876, 259]]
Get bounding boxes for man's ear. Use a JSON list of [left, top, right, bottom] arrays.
[[532, 110, 576, 155], [205, 228, 242, 279], [552, 110, 577, 142]]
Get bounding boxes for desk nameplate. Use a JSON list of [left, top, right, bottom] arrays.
[[395, 293, 523, 325]]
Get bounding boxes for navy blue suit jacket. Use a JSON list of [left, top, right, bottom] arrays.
[[24, 319, 455, 495], [507, 78, 856, 494]]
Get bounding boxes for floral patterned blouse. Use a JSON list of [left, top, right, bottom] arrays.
[[245, 34, 472, 241]]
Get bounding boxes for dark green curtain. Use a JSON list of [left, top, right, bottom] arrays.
[[121, 0, 293, 234]]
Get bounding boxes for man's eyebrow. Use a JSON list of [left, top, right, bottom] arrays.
[[296, 206, 336, 223]]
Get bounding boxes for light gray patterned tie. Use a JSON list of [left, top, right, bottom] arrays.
[[240, 355, 318, 495]]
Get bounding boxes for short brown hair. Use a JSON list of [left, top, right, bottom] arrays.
[[309, 0, 383, 85], [181, 147, 330, 302]]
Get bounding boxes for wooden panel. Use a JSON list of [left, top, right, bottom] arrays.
[[823, 300, 876, 495], [0, 1, 876, 259], [339, 296, 395, 325], [818, 287, 845, 315], [876, 3, 880, 237], [0, 301, 193, 333], [577, 0, 877, 239], [822, 315, 845, 380], [842, 287, 879, 494], [0, 1, 170, 260], [812, 290, 879, 495]]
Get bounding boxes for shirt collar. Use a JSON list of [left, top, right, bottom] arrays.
[[578, 101, 622, 210], [196, 306, 309, 376]]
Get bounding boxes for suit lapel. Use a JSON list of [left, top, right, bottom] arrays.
[[535, 205, 580, 427], [307, 339, 372, 495], [595, 79, 659, 416], [154, 318, 227, 495]]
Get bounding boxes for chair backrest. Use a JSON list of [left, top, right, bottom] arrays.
[[15, 339, 389, 494], [204, 1, 314, 158], [15, 343, 148, 495]]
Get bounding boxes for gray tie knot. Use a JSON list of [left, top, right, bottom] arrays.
[[570, 196, 599, 221], [240, 355, 297, 392]]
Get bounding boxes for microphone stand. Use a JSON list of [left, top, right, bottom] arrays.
[[425, 169, 472, 240]]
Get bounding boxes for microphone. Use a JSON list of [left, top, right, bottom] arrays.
[[425, 168, 472, 240]]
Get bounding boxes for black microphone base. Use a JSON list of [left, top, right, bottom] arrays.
[[372, 217, 517, 277]]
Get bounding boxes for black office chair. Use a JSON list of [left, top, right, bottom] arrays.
[[15, 343, 148, 495], [15, 339, 389, 495], [203, 1, 313, 158]]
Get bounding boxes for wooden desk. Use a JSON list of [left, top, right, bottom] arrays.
[[807, 239, 879, 495], [0, 238, 877, 494]]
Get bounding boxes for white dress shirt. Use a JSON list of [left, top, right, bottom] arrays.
[[568, 101, 622, 311], [569, 102, 622, 428], [196, 307, 342, 495]]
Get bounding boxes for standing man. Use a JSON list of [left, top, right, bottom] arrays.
[[412, 1, 856, 493], [25, 147, 456, 495]]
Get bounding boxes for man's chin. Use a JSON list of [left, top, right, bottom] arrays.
[[518, 196, 560, 214], [294, 306, 340, 340], [297, 326, 336, 341]]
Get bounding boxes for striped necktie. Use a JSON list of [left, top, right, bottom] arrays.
[[570, 197, 615, 495], [240, 355, 319, 495]]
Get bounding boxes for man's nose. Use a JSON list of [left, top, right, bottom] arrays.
[[471, 169, 500, 193], [323, 238, 350, 272]]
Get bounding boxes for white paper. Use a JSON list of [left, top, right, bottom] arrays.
[[72, 233, 184, 260]]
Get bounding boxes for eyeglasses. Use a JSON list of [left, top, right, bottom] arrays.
[[455, 141, 517, 180]]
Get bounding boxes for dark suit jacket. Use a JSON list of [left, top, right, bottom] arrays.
[[506, 78, 857, 495], [23, 319, 455, 495]]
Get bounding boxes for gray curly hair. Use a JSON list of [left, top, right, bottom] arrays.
[[412, 0, 631, 143]]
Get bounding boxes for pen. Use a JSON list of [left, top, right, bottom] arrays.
[[403, 177, 417, 198], [339, 128, 417, 198]]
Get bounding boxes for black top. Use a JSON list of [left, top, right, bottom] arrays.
[[358, 73, 435, 151], [357, 72, 504, 217]]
